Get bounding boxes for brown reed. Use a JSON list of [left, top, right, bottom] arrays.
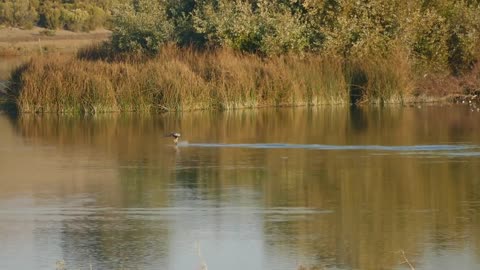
[[7, 45, 420, 113]]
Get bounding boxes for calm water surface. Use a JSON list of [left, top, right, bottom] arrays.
[[1, 105, 480, 270]]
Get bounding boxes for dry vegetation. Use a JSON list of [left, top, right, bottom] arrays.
[[0, 27, 111, 56], [3, 41, 480, 113], [4, 42, 480, 113], [4, 44, 426, 113]]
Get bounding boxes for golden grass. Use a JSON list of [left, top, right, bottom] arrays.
[[8, 45, 354, 113], [0, 27, 111, 56], [346, 49, 414, 104], [0, 46, 24, 57], [8, 44, 472, 113]]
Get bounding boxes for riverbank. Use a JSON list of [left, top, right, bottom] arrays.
[[0, 27, 111, 112], [1, 42, 480, 114], [0, 27, 110, 56], [1, 1, 480, 114]]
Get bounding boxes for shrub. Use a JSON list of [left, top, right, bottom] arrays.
[[0, 2, 13, 26], [84, 5, 107, 31], [61, 6, 90, 32], [193, 0, 310, 55], [193, 0, 265, 53], [110, 0, 174, 54], [165, 0, 205, 46], [441, 2, 480, 75], [0, 0, 39, 29], [257, 1, 310, 55], [320, 0, 405, 58], [406, 9, 449, 72], [1, 0, 114, 31], [39, 1, 62, 29]]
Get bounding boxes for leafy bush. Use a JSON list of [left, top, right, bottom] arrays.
[[84, 5, 107, 31], [39, 1, 62, 29], [193, 0, 264, 52], [441, 1, 480, 75], [164, 0, 204, 46], [193, 0, 309, 55], [256, 1, 310, 55], [1, 0, 113, 31], [61, 6, 90, 32], [0, 0, 39, 29], [110, 0, 174, 54], [406, 9, 449, 72]]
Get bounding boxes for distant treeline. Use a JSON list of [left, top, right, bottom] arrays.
[[104, 0, 480, 76], [0, 0, 120, 32], [2, 1, 480, 74]]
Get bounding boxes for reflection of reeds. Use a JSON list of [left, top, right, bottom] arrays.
[[7, 45, 421, 113], [9, 107, 480, 270]]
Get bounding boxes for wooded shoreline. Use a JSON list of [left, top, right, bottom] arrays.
[[2, 0, 480, 113]]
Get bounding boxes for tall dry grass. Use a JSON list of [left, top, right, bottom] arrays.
[[7, 45, 416, 113], [346, 49, 414, 104]]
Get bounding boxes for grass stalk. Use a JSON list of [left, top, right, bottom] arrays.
[[7, 45, 425, 113]]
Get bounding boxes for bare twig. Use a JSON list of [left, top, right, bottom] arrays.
[[196, 241, 208, 270], [399, 250, 415, 270]]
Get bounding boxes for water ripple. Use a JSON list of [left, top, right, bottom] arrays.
[[0, 207, 332, 216], [183, 143, 478, 152]]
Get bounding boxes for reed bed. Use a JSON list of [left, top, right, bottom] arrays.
[[347, 51, 414, 104], [6, 45, 416, 113]]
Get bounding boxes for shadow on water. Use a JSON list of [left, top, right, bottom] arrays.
[[348, 105, 369, 133], [0, 103, 18, 117], [0, 59, 25, 115], [0, 106, 18, 130]]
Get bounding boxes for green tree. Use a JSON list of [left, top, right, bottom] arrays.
[[111, 0, 174, 53], [39, 1, 62, 29], [193, 0, 309, 54], [0, 0, 39, 29]]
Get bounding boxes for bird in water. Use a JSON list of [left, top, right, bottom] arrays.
[[165, 132, 181, 144]]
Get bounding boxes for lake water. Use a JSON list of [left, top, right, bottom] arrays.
[[0, 105, 480, 270]]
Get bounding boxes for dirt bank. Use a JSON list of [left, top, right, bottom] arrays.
[[0, 27, 111, 55]]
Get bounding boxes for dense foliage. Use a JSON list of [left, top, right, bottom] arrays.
[[109, 0, 480, 75], [0, 0, 115, 31], [1, 0, 480, 75]]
